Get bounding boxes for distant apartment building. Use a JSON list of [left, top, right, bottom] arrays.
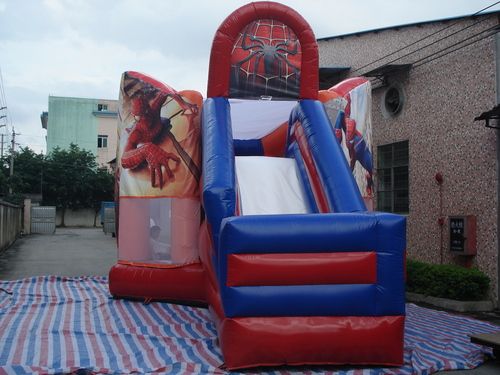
[[41, 96, 118, 167]]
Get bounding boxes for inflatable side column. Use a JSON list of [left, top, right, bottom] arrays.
[[109, 71, 206, 303]]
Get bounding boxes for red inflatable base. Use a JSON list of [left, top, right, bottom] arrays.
[[202, 248, 404, 369], [109, 262, 206, 303], [215, 314, 405, 370]]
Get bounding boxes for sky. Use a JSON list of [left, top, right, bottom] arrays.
[[0, 0, 499, 154]]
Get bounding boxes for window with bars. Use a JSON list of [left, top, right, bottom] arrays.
[[377, 140, 409, 214], [97, 103, 108, 111], [97, 135, 108, 148]]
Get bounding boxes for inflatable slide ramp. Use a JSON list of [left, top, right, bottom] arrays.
[[200, 2, 406, 370]]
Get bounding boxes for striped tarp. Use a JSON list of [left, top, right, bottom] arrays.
[[0, 276, 498, 374]]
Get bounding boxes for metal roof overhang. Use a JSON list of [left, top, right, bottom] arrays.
[[364, 64, 412, 85], [475, 104, 500, 129], [319, 67, 351, 89]]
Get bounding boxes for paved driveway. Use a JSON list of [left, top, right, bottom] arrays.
[[0, 227, 117, 279]]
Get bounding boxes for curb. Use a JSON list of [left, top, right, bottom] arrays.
[[406, 292, 495, 312]]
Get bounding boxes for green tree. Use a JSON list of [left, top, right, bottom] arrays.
[[1, 144, 114, 224], [11, 148, 44, 193], [0, 147, 44, 204], [43, 144, 114, 226]]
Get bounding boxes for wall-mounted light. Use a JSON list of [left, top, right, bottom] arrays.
[[474, 104, 500, 129]]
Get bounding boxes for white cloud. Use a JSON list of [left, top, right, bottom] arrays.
[[1, 0, 499, 153], [42, 0, 65, 14]]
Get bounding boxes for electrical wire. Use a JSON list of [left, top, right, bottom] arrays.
[[359, 18, 495, 75], [354, 16, 499, 86], [0, 66, 11, 133], [352, 0, 500, 74], [413, 27, 499, 68], [400, 23, 499, 70], [363, 29, 498, 91]]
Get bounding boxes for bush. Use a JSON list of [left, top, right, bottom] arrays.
[[406, 259, 490, 301]]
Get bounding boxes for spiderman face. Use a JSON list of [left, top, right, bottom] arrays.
[[230, 19, 302, 99]]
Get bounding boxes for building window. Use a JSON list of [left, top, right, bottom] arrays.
[[98, 135, 108, 148], [377, 140, 408, 213], [98, 103, 108, 111]]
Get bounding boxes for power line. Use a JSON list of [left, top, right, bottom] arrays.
[[413, 27, 499, 69], [359, 19, 495, 76], [9, 128, 19, 194], [0, 134, 6, 158], [0, 66, 11, 133], [362, 23, 498, 89], [16, 141, 46, 147], [16, 133, 47, 139], [401, 23, 499, 69], [352, 0, 500, 74]]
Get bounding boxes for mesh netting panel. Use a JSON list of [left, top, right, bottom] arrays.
[[230, 19, 302, 99]]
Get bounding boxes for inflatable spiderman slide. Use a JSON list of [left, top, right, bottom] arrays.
[[110, 1, 406, 370]]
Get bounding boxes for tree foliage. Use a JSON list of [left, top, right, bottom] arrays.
[[1, 144, 114, 225], [43, 144, 99, 210], [1, 147, 44, 204]]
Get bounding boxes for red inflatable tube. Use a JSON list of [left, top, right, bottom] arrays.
[[218, 315, 405, 370], [262, 122, 288, 157], [226, 251, 377, 286], [109, 262, 206, 303], [207, 1, 318, 99], [330, 77, 369, 97]]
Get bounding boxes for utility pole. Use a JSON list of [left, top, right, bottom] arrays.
[[0, 106, 6, 159], [8, 128, 17, 194]]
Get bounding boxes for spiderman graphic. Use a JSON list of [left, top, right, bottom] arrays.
[[334, 110, 373, 196], [120, 72, 199, 190], [230, 19, 301, 98]]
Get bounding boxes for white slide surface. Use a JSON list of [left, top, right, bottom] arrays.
[[235, 156, 309, 215]]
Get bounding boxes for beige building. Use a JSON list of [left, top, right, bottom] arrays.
[[318, 12, 500, 302], [95, 99, 118, 168]]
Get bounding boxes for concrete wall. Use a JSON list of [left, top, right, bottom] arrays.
[[318, 14, 499, 299], [47, 96, 99, 154], [56, 208, 102, 228], [46, 96, 118, 168], [0, 200, 22, 251]]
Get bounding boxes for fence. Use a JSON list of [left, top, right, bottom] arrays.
[[31, 206, 56, 234], [0, 200, 23, 251]]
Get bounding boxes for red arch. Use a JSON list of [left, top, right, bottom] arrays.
[[207, 1, 318, 99]]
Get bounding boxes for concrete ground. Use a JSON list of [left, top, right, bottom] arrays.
[[0, 228, 499, 374], [0, 227, 117, 279]]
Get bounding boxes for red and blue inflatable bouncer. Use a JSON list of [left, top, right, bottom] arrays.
[[110, 1, 406, 370]]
